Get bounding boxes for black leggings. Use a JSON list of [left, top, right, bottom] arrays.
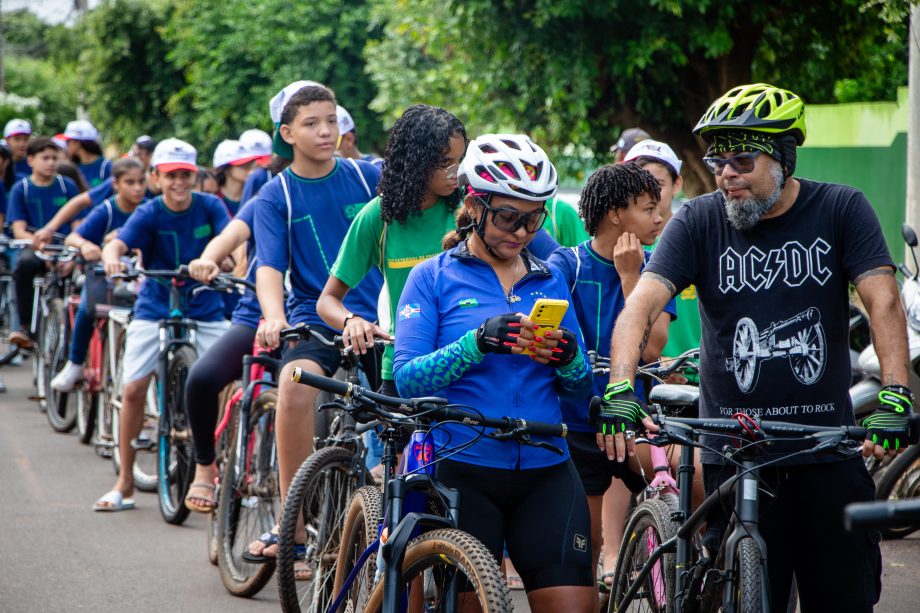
[[186, 323, 256, 465], [13, 249, 43, 333]]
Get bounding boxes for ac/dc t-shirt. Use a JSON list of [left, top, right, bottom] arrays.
[[646, 179, 893, 464]]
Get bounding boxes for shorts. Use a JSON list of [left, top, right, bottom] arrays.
[[435, 458, 594, 591], [567, 430, 647, 496], [281, 326, 382, 391], [702, 457, 881, 612], [123, 318, 230, 383]]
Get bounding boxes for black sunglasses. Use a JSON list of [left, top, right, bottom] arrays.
[[478, 198, 547, 233], [702, 151, 762, 176]]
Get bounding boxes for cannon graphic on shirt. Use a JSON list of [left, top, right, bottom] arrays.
[[724, 307, 827, 394]]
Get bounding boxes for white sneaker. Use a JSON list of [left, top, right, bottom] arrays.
[[51, 361, 85, 392]]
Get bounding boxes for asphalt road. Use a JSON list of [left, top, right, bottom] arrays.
[[0, 362, 917, 612]]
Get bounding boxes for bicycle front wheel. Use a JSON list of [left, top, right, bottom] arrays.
[[729, 538, 764, 613], [278, 445, 372, 613], [45, 298, 74, 432], [610, 497, 678, 613], [873, 444, 920, 539], [362, 528, 512, 613], [330, 485, 383, 613], [157, 345, 196, 525]]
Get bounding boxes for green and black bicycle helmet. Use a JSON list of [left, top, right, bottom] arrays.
[[693, 84, 806, 145]]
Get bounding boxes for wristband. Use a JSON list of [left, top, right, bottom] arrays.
[[653, 465, 670, 473], [342, 312, 356, 328]]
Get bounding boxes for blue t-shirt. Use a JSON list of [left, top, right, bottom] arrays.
[[75, 197, 134, 246], [229, 200, 261, 330], [79, 157, 112, 188], [241, 168, 271, 205], [393, 242, 588, 469], [14, 158, 31, 180], [88, 177, 157, 207], [254, 160, 382, 330], [6, 176, 80, 233], [548, 241, 678, 431], [117, 193, 230, 322], [0, 184, 7, 219], [221, 195, 241, 217], [529, 228, 561, 260]]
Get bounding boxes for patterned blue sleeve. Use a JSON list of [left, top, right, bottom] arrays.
[[395, 330, 484, 398]]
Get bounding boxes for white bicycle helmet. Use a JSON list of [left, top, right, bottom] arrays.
[[459, 134, 558, 202]]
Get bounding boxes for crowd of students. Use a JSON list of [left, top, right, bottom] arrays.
[[1, 80, 703, 609]]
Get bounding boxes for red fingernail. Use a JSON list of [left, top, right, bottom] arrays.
[[558, 338, 568, 344], [552, 347, 563, 353], [536, 336, 543, 341], [508, 322, 521, 328], [508, 333, 520, 338], [503, 342, 517, 347]]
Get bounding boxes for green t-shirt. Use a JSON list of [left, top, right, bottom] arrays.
[[330, 195, 457, 379], [544, 196, 589, 247]]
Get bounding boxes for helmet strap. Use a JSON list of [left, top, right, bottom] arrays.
[[472, 196, 499, 258]]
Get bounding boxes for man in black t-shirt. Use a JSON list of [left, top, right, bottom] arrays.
[[597, 84, 911, 612]]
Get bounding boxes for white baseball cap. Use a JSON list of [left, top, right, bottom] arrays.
[[4, 118, 32, 138], [269, 80, 324, 157], [63, 119, 101, 142], [151, 138, 198, 173], [239, 129, 272, 160], [213, 139, 256, 168], [624, 139, 683, 175], [336, 105, 355, 135]]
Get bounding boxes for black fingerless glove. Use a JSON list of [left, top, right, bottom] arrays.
[[863, 384, 914, 452], [475, 313, 523, 354], [548, 327, 579, 367]]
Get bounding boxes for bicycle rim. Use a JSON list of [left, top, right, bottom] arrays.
[[331, 485, 383, 613], [363, 528, 511, 613], [611, 498, 678, 612], [278, 445, 369, 613], [44, 299, 74, 432]]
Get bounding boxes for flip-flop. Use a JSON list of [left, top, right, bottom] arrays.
[[184, 482, 217, 513], [242, 531, 280, 564], [93, 490, 136, 512]]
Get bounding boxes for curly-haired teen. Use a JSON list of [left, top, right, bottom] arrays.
[[317, 104, 467, 396]]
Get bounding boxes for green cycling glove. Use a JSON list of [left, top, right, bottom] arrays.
[[863, 385, 913, 451], [597, 379, 649, 437]]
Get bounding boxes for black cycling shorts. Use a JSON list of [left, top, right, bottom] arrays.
[[435, 458, 594, 591], [567, 430, 647, 496], [281, 327, 382, 391]]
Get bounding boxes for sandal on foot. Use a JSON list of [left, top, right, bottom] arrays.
[[93, 490, 136, 512], [184, 482, 216, 513], [242, 531, 279, 564]]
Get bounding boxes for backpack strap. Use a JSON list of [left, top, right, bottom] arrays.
[[570, 246, 581, 295], [280, 172, 294, 272], [103, 198, 114, 235], [378, 221, 388, 270], [101, 159, 111, 180], [21, 177, 28, 200], [56, 175, 66, 192], [346, 157, 373, 200]]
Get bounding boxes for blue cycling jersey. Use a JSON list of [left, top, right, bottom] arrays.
[[394, 241, 592, 470], [241, 167, 271, 205], [549, 241, 677, 431]]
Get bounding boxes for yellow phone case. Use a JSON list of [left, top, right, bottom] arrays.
[[522, 299, 569, 356]]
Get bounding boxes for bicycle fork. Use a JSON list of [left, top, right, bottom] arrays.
[[721, 461, 770, 613]]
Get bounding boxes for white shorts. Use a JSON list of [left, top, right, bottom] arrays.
[[122, 318, 231, 383]]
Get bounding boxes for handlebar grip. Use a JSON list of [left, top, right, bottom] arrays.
[[290, 366, 350, 396], [520, 420, 568, 437], [845, 499, 920, 531]]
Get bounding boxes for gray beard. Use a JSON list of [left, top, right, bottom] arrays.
[[722, 164, 783, 231]]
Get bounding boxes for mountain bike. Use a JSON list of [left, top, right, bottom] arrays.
[[276, 325, 384, 612], [607, 385, 920, 613], [290, 367, 572, 612]]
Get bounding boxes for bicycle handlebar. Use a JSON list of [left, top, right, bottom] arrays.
[[281, 323, 394, 352], [845, 498, 920, 531], [589, 347, 699, 379], [289, 366, 568, 440], [113, 266, 253, 292]]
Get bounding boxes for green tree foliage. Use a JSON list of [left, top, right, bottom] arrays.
[[79, 0, 185, 149], [163, 0, 384, 158], [366, 0, 909, 193]]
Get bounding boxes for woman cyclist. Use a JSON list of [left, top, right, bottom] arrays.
[[394, 134, 595, 611], [212, 139, 256, 217]]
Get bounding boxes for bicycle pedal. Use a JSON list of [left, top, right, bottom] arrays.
[[170, 429, 191, 442]]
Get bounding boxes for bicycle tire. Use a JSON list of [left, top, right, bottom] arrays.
[[278, 445, 372, 613], [209, 382, 238, 566], [216, 388, 279, 597], [45, 297, 75, 432], [362, 528, 512, 613], [157, 345, 197, 525], [610, 497, 678, 613], [331, 485, 383, 613], [730, 537, 764, 613], [873, 444, 920, 539]]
